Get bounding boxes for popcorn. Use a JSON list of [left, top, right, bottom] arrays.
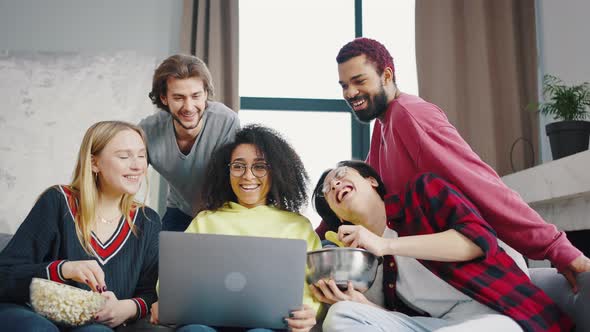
[[30, 278, 106, 326]]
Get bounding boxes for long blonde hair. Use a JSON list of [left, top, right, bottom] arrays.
[[69, 121, 149, 255]]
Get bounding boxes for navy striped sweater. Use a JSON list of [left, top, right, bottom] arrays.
[[0, 186, 160, 321]]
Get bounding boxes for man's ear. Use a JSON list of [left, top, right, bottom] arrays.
[[368, 176, 379, 188], [382, 67, 394, 85], [160, 94, 168, 106]]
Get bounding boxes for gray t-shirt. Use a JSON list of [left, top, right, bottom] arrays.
[[139, 101, 240, 217]]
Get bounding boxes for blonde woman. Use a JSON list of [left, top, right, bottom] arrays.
[[0, 121, 160, 331]]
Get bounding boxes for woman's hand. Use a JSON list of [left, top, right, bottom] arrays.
[[310, 280, 372, 306], [284, 304, 316, 332], [338, 225, 389, 257], [61, 260, 106, 292], [94, 292, 137, 328], [149, 301, 159, 324]]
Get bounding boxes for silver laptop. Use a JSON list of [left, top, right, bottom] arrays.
[[158, 232, 308, 329]]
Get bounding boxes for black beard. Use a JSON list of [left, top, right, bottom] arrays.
[[348, 87, 389, 123]]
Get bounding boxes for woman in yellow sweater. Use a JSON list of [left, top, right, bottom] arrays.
[[151, 124, 321, 332]]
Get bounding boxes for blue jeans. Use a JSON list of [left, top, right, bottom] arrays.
[[176, 325, 274, 332], [0, 303, 113, 332], [161, 207, 193, 232]]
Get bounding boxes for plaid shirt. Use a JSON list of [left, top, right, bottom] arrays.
[[382, 173, 573, 332]]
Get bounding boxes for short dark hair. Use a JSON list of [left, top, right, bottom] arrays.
[[336, 37, 396, 82], [148, 54, 215, 112], [200, 124, 309, 213], [312, 160, 387, 231]]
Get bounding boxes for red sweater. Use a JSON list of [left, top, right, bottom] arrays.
[[317, 93, 580, 270]]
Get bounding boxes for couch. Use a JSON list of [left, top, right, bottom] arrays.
[[0, 233, 588, 331], [0, 233, 11, 252]]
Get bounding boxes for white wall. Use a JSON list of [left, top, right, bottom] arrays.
[[0, 0, 183, 233], [506, 0, 590, 266], [0, 0, 182, 54], [536, 0, 590, 163]]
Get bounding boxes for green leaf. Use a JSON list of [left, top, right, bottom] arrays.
[[535, 74, 590, 121]]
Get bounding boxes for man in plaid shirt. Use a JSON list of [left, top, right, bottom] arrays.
[[311, 161, 573, 332]]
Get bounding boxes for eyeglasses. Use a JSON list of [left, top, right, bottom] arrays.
[[319, 166, 348, 197], [228, 162, 270, 178]]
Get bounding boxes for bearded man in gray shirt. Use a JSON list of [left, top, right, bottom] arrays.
[[140, 55, 240, 231]]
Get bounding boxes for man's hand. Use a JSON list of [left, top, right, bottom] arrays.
[[309, 279, 372, 306], [338, 225, 389, 256], [561, 254, 590, 293]]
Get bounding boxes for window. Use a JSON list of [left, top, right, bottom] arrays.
[[239, 110, 352, 227], [239, 0, 355, 99], [363, 0, 418, 95], [239, 0, 416, 227]]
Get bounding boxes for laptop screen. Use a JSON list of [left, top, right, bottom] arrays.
[[158, 232, 307, 329]]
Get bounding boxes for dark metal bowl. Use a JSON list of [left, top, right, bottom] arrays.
[[306, 247, 381, 293]]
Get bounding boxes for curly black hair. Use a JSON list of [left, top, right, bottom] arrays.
[[199, 124, 309, 213], [312, 160, 387, 231]]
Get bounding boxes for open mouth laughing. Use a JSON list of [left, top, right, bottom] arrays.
[[124, 175, 141, 183], [336, 185, 354, 203], [239, 183, 260, 192], [348, 97, 368, 111], [179, 111, 198, 121]]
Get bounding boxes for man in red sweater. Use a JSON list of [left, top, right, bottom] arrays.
[[315, 37, 590, 291]]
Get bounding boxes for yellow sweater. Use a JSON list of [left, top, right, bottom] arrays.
[[185, 202, 322, 314]]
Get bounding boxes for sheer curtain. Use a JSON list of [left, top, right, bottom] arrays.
[[415, 0, 539, 175], [180, 0, 240, 111]]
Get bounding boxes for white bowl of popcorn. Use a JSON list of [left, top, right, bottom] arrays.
[[30, 278, 106, 326]]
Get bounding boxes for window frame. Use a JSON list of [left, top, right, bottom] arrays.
[[239, 0, 370, 161]]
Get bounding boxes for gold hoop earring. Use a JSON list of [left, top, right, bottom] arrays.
[[93, 172, 98, 182]]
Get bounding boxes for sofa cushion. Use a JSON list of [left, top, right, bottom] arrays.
[[530, 268, 590, 331]]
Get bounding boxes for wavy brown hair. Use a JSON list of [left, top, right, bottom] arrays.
[[148, 54, 214, 112]]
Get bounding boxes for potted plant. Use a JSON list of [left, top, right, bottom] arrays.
[[532, 74, 590, 160]]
